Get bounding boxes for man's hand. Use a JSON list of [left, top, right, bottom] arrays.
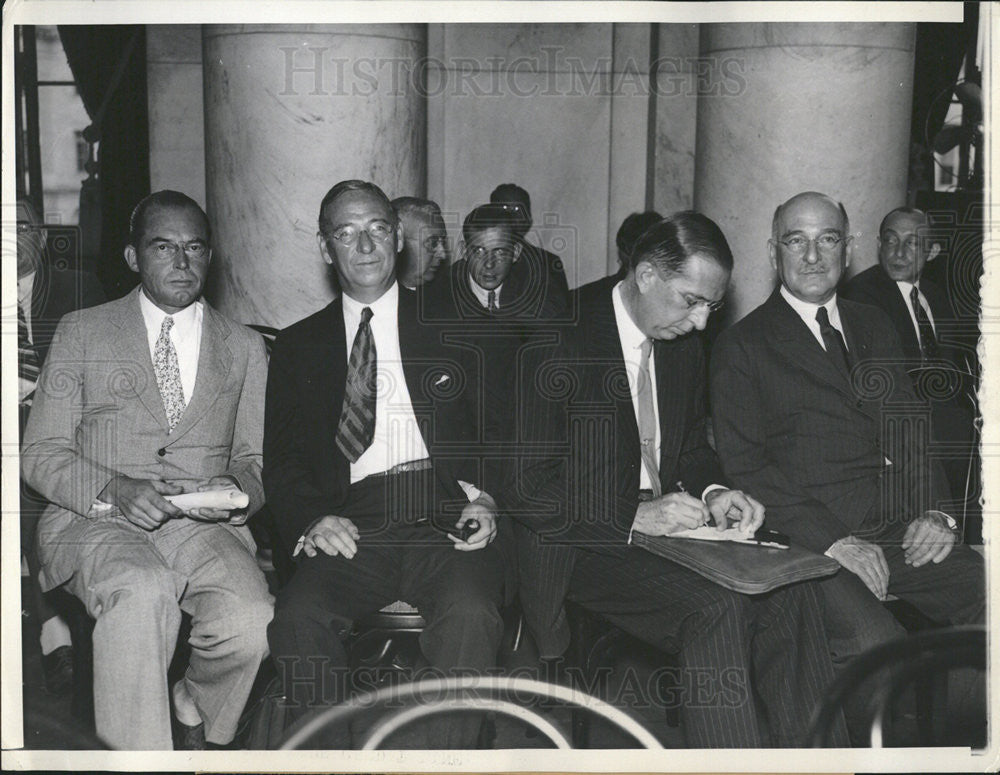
[[187, 476, 244, 523], [827, 535, 890, 600], [704, 488, 765, 533], [449, 494, 497, 552], [295, 515, 360, 559], [902, 511, 956, 568], [98, 475, 183, 531], [631, 492, 708, 537]]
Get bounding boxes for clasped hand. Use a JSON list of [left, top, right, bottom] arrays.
[[632, 488, 764, 537]]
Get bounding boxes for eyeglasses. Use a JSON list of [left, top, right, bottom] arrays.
[[882, 234, 919, 251], [422, 234, 448, 252], [150, 240, 209, 260], [328, 221, 395, 246], [468, 246, 516, 263], [675, 287, 724, 313], [777, 233, 844, 256]]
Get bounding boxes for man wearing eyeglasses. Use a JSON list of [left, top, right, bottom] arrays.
[[710, 192, 984, 734], [264, 180, 505, 749], [22, 190, 274, 750], [391, 196, 450, 291], [842, 207, 979, 543], [503, 210, 845, 747]]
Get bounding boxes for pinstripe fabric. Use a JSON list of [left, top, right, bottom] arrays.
[[711, 289, 985, 678], [504, 280, 843, 746]]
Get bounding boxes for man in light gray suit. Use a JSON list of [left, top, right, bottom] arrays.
[[22, 190, 273, 750]]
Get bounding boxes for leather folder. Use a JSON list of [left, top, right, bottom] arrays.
[[631, 531, 840, 595]]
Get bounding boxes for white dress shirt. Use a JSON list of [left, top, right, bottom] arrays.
[[469, 275, 502, 309], [138, 289, 203, 405], [779, 285, 848, 352], [895, 280, 936, 343], [612, 282, 721, 512], [341, 283, 431, 483]]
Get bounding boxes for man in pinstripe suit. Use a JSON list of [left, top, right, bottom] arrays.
[[710, 192, 984, 685], [502, 212, 845, 747]]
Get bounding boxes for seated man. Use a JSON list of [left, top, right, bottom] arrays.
[[22, 191, 273, 750], [841, 206, 979, 541], [710, 192, 984, 675], [391, 196, 450, 291], [502, 211, 846, 747], [591, 210, 663, 295], [264, 180, 505, 749]]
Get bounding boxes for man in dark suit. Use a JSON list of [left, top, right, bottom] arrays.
[[841, 207, 979, 541], [391, 196, 450, 291], [264, 180, 505, 749], [503, 211, 845, 747], [710, 192, 984, 678], [17, 197, 106, 695], [490, 182, 571, 303]]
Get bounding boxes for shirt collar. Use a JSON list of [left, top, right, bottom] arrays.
[[341, 281, 398, 321], [780, 285, 842, 328], [612, 280, 649, 356], [138, 286, 202, 335], [467, 273, 502, 309]]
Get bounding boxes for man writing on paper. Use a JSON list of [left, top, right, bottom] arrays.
[[22, 191, 273, 750], [710, 192, 984, 682], [504, 211, 845, 747]]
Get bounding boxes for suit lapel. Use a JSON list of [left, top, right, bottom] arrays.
[[653, 339, 684, 490], [874, 266, 921, 359], [398, 287, 429, 408], [765, 291, 854, 398], [108, 288, 170, 431], [583, 293, 641, 465], [321, 299, 348, 433], [170, 303, 234, 439]]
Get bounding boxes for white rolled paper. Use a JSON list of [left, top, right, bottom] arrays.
[[165, 488, 250, 511]]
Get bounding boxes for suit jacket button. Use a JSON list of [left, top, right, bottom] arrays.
[[157, 448, 166, 457], [855, 399, 863, 408]]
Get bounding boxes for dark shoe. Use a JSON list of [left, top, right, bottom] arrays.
[[172, 716, 206, 750], [42, 645, 74, 696]]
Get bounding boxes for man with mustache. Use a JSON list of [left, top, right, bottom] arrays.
[[710, 192, 984, 725], [22, 190, 273, 749], [842, 207, 979, 542]]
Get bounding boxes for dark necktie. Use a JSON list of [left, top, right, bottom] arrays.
[[637, 338, 662, 497], [910, 285, 938, 361], [18, 305, 40, 403], [816, 305, 851, 379], [487, 289, 498, 313], [336, 307, 377, 462]]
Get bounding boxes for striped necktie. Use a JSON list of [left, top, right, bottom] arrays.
[[18, 305, 40, 403], [336, 307, 377, 462]]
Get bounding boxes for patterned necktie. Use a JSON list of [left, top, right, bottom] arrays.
[[336, 307, 377, 462], [910, 285, 938, 361], [816, 306, 851, 380], [637, 338, 662, 497], [487, 289, 498, 313], [18, 305, 40, 402], [154, 316, 185, 431]]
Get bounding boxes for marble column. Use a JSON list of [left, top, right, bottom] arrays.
[[147, 26, 205, 206], [693, 23, 916, 321], [203, 24, 427, 327]]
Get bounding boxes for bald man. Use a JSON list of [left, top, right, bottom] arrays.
[[711, 191, 984, 686]]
